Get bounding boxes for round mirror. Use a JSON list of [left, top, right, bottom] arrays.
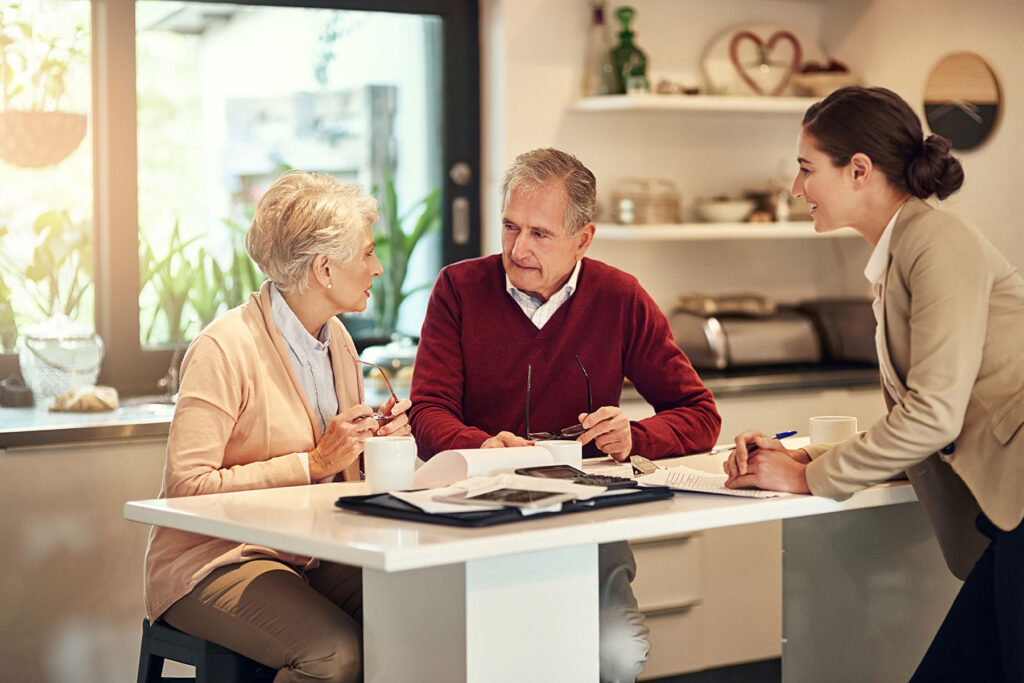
[[923, 52, 1001, 151]]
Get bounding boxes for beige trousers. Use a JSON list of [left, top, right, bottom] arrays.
[[162, 559, 363, 683]]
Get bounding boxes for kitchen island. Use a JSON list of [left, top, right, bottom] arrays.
[[125, 446, 959, 683]]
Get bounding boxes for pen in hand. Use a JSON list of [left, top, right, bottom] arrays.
[[709, 430, 798, 456]]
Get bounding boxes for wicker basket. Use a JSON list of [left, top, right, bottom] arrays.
[[0, 110, 87, 168]]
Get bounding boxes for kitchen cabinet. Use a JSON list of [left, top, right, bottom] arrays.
[[1, 437, 171, 682]]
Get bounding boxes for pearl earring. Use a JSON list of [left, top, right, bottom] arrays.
[[328, 283, 332, 289]]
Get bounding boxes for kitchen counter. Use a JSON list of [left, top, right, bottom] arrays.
[[124, 447, 958, 682], [0, 399, 174, 448], [698, 362, 879, 396], [623, 362, 879, 400]]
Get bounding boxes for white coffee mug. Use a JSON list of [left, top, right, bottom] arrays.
[[535, 440, 583, 469], [809, 416, 858, 444], [364, 436, 417, 493]]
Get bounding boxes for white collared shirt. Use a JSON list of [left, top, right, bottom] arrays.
[[505, 260, 582, 329], [270, 283, 339, 481], [864, 204, 906, 404]]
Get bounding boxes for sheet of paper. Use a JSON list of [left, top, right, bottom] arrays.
[[638, 463, 784, 498], [411, 446, 554, 488], [394, 473, 604, 514], [580, 458, 635, 479]]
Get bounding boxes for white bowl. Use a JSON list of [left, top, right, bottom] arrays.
[[791, 72, 862, 97], [694, 198, 756, 223]]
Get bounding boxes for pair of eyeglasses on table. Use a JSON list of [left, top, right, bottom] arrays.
[[524, 355, 591, 440], [347, 347, 399, 426]]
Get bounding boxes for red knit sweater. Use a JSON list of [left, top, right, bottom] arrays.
[[409, 255, 720, 460]]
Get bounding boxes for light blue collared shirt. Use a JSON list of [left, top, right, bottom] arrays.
[[270, 284, 339, 467], [505, 260, 582, 328]]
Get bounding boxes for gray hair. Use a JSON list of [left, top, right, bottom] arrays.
[[500, 148, 597, 235], [245, 170, 379, 294]]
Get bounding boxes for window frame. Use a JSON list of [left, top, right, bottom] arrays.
[[0, 0, 480, 396]]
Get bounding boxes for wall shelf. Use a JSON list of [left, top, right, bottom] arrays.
[[571, 94, 818, 114], [594, 222, 860, 241]]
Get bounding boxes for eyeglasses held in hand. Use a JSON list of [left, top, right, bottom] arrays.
[[525, 355, 592, 440], [347, 347, 399, 426]]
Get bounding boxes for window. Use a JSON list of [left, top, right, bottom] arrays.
[[0, 0, 480, 397], [0, 0, 93, 360]]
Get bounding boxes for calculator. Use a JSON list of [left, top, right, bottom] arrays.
[[514, 464, 639, 489]]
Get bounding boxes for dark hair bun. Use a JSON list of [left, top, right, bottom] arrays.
[[907, 134, 964, 200]]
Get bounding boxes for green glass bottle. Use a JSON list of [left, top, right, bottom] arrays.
[[611, 6, 648, 94]]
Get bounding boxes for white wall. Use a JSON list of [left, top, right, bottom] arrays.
[[481, 0, 1024, 309], [820, 0, 1024, 269]]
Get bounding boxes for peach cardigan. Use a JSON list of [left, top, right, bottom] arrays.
[[143, 282, 363, 620]]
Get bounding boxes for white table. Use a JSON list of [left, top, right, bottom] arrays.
[[124, 456, 960, 682]]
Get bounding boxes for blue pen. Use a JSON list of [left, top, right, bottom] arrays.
[[709, 430, 797, 455]]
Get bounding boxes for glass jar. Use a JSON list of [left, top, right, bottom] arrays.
[[18, 314, 104, 405]]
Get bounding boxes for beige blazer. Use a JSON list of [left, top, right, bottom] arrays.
[[804, 198, 1024, 579]]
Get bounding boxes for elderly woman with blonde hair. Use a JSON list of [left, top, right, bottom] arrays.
[[142, 170, 411, 683]]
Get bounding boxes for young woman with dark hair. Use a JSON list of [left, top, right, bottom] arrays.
[[724, 86, 1024, 682]]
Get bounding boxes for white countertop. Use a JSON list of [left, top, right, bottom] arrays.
[[124, 450, 917, 573], [0, 400, 175, 448]]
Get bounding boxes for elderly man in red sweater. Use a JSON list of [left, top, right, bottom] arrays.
[[410, 148, 720, 682]]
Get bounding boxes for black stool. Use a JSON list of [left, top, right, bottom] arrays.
[[136, 617, 271, 683]]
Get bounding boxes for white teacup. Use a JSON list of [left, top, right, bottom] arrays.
[[809, 416, 858, 444], [535, 440, 583, 469], [364, 436, 417, 493]]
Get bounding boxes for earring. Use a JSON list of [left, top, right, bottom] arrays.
[[328, 283, 333, 289]]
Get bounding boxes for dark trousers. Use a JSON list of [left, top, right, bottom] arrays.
[[910, 514, 1024, 683]]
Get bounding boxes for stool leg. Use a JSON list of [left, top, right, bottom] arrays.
[[136, 645, 165, 683]]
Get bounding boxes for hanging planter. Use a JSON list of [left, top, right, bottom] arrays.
[[0, 4, 88, 168], [0, 110, 86, 168]]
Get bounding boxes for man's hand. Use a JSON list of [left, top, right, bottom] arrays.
[[723, 429, 811, 493], [309, 404, 377, 481], [481, 431, 533, 448], [578, 406, 632, 461]]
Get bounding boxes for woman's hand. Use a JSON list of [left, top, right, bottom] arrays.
[[722, 429, 811, 493], [308, 404, 378, 480], [374, 397, 413, 437], [578, 407, 633, 461]]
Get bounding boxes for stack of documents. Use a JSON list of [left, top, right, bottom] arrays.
[[394, 473, 604, 515]]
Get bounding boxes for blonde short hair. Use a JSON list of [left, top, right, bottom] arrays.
[[245, 170, 379, 294], [500, 148, 597, 236]]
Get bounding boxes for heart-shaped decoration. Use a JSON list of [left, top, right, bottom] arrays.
[[728, 30, 803, 96]]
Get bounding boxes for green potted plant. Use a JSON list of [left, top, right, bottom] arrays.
[[0, 208, 101, 403], [0, 2, 88, 168], [351, 176, 440, 398], [0, 208, 92, 324], [368, 175, 441, 338]]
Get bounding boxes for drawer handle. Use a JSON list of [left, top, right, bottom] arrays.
[[641, 598, 702, 616]]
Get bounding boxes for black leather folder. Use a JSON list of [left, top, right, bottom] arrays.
[[334, 486, 674, 528]]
